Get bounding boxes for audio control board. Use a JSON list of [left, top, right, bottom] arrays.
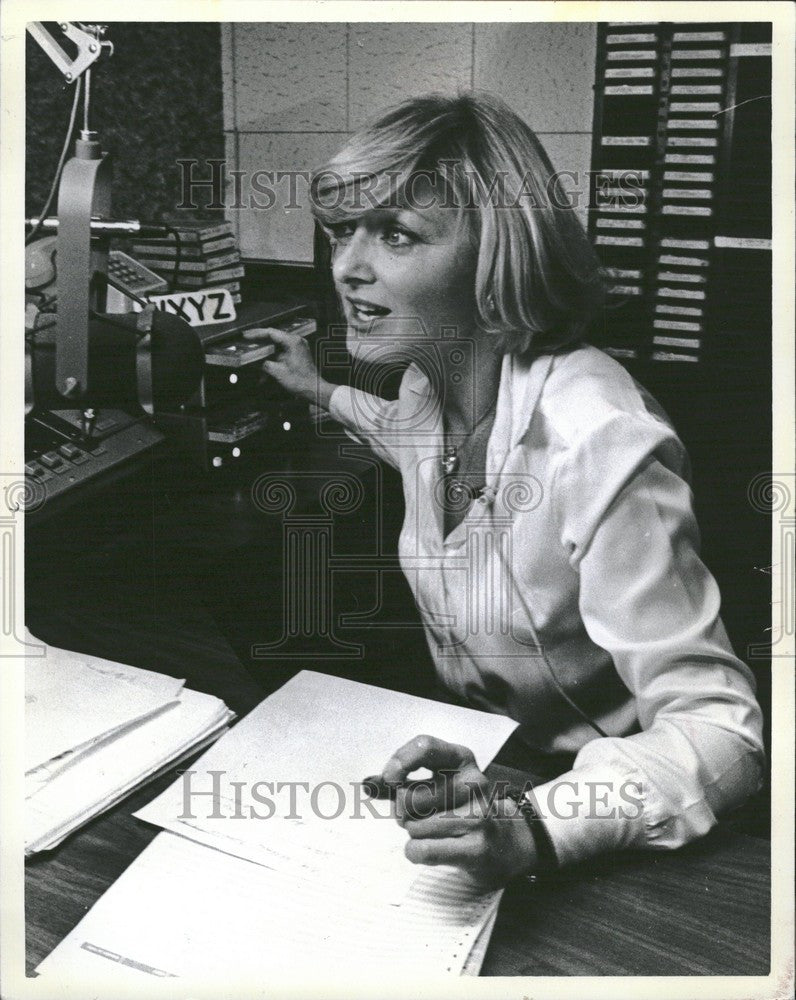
[[25, 409, 164, 518]]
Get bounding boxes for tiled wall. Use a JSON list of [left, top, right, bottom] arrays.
[[221, 23, 597, 262]]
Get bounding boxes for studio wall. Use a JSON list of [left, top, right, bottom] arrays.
[[221, 23, 597, 262]]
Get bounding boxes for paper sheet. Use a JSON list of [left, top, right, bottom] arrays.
[[36, 831, 504, 986], [134, 671, 518, 900], [25, 643, 183, 773], [461, 901, 501, 975], [26, 688, 233, 854]]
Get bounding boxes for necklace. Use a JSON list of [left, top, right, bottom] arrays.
[[438, 397, 497, 477]]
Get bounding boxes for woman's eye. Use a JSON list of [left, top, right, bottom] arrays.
[[383, 226, 414, 248], [325, 222, 355, 244]]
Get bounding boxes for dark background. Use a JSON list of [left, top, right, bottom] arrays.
[[26, 23, 225, 220]]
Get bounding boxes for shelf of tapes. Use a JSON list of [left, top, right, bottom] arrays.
[[591, 25, 733, 364]]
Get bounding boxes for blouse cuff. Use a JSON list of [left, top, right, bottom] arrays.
[[526, 763, 648, 868], [327, 384, 357, 429]]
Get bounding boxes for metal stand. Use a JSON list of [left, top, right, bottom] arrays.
[[55, 137, 112, 400]]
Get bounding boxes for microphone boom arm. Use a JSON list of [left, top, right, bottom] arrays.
[[26, 21, 116, 400], [26, 22, 111, 84]]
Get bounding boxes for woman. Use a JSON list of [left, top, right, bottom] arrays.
[[262, 92, 764, 887]]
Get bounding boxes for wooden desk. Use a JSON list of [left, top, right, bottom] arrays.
[[481, 816, 770, 975], [25, 739, 770, 977], [22, 616, 770, 979], [23, 425, 771, 979]]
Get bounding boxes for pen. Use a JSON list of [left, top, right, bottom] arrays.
[[361, 775, 441, 821], [361, 774, 402, 800]]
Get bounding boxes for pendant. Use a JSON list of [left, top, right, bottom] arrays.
[[448, 479, 469, 503], [439, 445, 459, 476]]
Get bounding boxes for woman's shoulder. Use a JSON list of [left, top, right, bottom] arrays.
[[533, 347, 692, 536], [537, 343, 678, 448]]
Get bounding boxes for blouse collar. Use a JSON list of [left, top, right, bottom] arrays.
[[402, 349, 555, 473]]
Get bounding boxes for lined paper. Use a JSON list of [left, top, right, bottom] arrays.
[[36, 832, 504, 985], [35, 673, 517, 984]]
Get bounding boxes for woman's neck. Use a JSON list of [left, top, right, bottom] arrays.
[[439, 338, 503, 436]]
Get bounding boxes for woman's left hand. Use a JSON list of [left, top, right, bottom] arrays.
[[380, 735, 538, 889]]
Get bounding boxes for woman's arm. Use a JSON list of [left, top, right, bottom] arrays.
[[375, 736, 540, 889], [325, 383, 405, 470], [261, 328, 404, 469], [528, 422, 765, 868], [384, 414, 765, 880]]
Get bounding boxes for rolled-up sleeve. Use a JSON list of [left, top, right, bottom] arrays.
[[529, 413, 765, 867], [327, 385, 404, 470]]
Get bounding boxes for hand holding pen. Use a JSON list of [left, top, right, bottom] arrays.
[[362, 735, 539, 888]]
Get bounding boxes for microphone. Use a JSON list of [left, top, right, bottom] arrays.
[[25, 217, 172, 239], [29, 310, 205, 412]]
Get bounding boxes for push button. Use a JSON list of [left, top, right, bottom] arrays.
[[58, 442, 82, 459], [25, 461, 51, 481], [39, 451, 63, 470]]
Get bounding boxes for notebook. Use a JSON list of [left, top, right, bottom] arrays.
[[24, 646, 182, 774]]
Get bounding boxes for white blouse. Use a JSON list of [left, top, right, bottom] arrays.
[[327, 343, 764, 867]]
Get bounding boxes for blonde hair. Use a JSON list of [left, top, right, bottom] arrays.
[[310, 91, 604, 354]]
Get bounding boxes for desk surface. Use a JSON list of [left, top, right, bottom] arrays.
[[22, 618, 770, 979], [25, 742, 770, 978], [24, 430, 771, 979]]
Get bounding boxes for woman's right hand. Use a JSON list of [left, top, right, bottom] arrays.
[[259, 329, 334, 408]]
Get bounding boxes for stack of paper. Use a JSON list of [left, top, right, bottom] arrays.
[[36, 671, 518, 983], [24, 636, 234, 854]]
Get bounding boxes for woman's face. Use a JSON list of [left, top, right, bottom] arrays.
[[325, 179, 478, 364]]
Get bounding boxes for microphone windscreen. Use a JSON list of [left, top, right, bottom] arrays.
[[30, 311, 205, 411]]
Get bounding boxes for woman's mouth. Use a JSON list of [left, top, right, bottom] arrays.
[[347, 298, 391, 325]]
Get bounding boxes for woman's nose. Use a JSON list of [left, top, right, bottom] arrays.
[[332, 229, 375, 286]]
